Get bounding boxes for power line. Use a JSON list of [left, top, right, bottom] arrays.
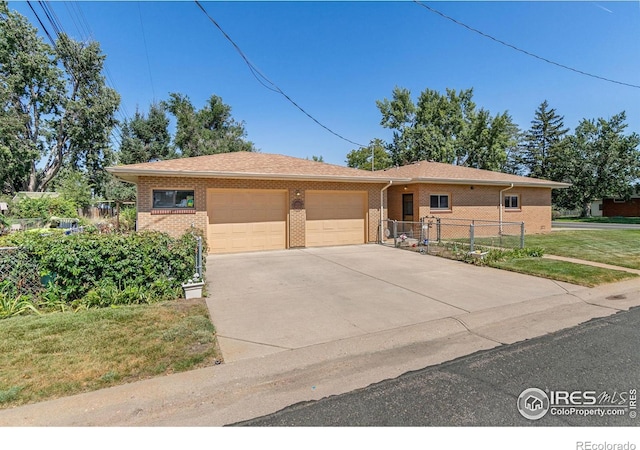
[[137, 2, 156, 101], [26, 1, 131, 147], [193, 0, 366, 148], [26, 1, 56, 48], [413, 0, 640, 90]]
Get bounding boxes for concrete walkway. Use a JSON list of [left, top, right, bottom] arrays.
[[2, 245, 640, 426]]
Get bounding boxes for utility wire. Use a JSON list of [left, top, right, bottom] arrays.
[[194, 0, 366, 148], [413, 0, 640, 90], [137, 2, 156, 101], [29, 1, 130, 146], [26, 1, 56, 48]]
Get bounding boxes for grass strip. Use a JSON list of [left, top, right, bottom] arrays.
[[490, 257, 638, 287]]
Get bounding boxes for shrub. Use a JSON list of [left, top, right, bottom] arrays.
[[3, 230, 202, 305], [0, 285, 38, 319], [118, 206, 137, 231], [12, 196, 78, 220]]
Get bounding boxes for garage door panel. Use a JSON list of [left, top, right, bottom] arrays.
[[305, 192, 366, 247], [207, 189, 287, 254]]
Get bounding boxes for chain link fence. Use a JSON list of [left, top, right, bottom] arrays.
[[0, 247, 42, 297], [381, 216, 525, 255]]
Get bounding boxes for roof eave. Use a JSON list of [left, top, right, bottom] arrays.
[[409, 177, 571, 189], [106, 168, 410, 184]]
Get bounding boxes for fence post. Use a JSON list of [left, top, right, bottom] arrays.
[[196, 236, 203, 278], [393, 220, 398, 247], [520, 222, 525, 249], [469, 223, 475, 252], [436, 217, 441, 242]]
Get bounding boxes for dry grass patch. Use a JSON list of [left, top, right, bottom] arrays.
[[0, 299, 220, 409]]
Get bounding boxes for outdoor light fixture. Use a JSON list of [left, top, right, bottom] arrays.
[[295, 190, 301, 196]]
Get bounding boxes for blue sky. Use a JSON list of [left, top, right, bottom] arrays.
[[10, 1, 640, 166]]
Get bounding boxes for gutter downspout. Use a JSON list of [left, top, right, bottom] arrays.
[[499, 183, 514, 232], [380, 181, 393, 243]]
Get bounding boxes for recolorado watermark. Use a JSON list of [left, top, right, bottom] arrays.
[[576, 442, 636, 450], [517, 387, 637, 421]]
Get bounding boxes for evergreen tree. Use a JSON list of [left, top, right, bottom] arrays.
[[119, 103, 173, 165], [520, 100, 569, 179]]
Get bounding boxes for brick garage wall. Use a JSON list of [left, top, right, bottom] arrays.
[[602, 198, 640, 217], [136, 176, 386, 246], [387, 184, 552, 234]]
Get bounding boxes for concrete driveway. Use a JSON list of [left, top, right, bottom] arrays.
[[206, 244, 583, 362]]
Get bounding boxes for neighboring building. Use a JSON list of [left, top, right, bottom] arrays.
[[0, 202, 7, 215], [602, 197, 640, 217], [590, 200, 603, 217], [107, 152, 569, 254]]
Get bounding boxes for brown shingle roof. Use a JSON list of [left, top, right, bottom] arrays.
[[378, 161, 570, 188], [107, 152, 569, 188], [107, 152, 408, 183]]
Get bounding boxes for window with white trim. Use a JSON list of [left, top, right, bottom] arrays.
[[152, 190, 195, 209], [430, 194, 450, 210], [504, 195, 520, 209]]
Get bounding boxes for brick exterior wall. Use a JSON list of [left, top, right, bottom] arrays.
[[602, 198, 640, 217], [387, 184, 552, 234], [136, 176, 388, 247]]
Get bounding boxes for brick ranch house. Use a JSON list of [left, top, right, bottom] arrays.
[[107, 152, 569, 254]]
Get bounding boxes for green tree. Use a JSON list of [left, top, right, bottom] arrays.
[[12, 196, 78, 220], [103, 176, 136, 203], [520, 100, 569, 179], [376, 86, 516, 170], [52, 169, 92, 209], [554, 112, 640, 216], [164, 93, 255, 157], [0, 3, 120, 194], [462, 110, 519, 171], [119, 103, 173, 165], [346, 138, 392, 170]]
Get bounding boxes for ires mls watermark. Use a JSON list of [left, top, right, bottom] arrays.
[[517, 387, 637, 421]]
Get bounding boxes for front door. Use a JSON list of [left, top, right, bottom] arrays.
[[402, 193, 414, 222]]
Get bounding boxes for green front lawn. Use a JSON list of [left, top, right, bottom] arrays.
[[0, 299, 220, 409], [525, 230, 640, 270], [490, 258, 637, 287]]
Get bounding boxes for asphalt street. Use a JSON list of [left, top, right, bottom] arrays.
[[236, 307, 640, 426]]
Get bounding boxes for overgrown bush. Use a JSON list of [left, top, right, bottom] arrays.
[[118, 206, 137, 231], [2, 230, 204, 307], [12, 196, 78, 220]]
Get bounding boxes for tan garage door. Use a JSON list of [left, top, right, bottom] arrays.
[[207, 189, 287, 254], [305, 191, 366, 247]]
